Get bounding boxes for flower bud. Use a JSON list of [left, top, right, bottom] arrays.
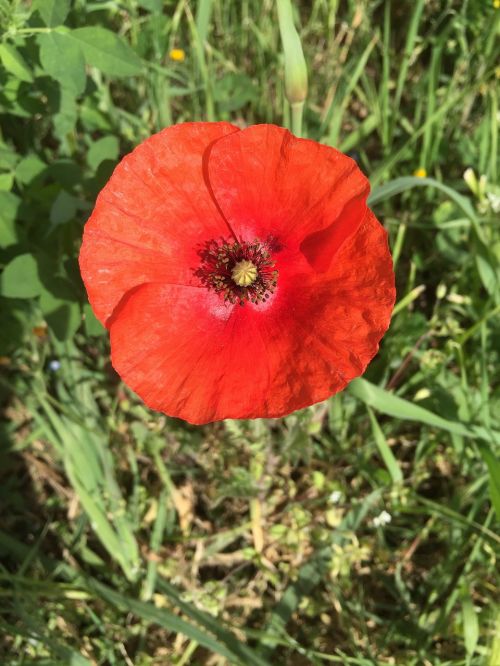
[[463, 167, 478, 195], [277, 0, 308, 105]]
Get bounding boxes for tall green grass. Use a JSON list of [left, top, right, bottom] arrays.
[[0, 0, 498, 664]]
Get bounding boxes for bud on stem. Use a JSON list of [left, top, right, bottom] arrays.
[[277, 0, 308, 137]]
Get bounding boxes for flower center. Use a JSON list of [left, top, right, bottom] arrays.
[[196, 239, 278, 306], [231, 260, 258, 286]]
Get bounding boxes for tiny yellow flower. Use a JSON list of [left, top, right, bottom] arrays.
[[169, 48, 185, 62], [413, 167, 427, 178], [494, 0, 500, 9]]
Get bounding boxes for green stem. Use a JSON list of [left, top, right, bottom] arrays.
[[8, 27, 53, 35], [291, 101, 304, 137]]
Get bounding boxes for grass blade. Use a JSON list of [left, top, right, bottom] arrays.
[[367, 406, 403, 484], [349, 378, 500, 444]]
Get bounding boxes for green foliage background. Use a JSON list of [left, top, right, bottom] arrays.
[[0, 0, 499, 664]]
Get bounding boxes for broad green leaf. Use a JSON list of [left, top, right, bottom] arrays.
[[0, 173, 13, 190], [53, 87, 78, 143], [68, 27, 142, 77], [38, 31, 86, 96], [80, 104, 113, 131], [0, 254, 43, 299], [87, 136, 119, 171], [34, 0, 70, 27], [49, 159, 83, 188], [0, 145, 19, 170], [138, 0, 163, 9], [15, 153, 46, 184], [0, 43, 33, 83], [0, 191, 20, 247], [50, 190, 78, 227]]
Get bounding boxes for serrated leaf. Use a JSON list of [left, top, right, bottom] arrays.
[[34, 0, 70, 27], [0, 43, 33, 83], [0, 254, 43, 299], [38, 31, 86, 96], [68, 27, 142, 77]]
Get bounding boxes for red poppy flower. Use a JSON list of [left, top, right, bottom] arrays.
[[79, 123, 395, 425]]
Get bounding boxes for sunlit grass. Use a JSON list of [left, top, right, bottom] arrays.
[[0, 0, 499, 664]]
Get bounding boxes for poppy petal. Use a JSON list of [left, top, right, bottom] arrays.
[[79, 122, 239, 326], [108, 209, 394, 424], [109, 284, 270, 425], [206, 124, 370, 263], [271, 209, 395, 397]]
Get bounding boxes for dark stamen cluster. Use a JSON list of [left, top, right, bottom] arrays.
[[196, 238, 278, 306]]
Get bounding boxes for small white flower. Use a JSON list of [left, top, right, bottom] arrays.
[[328, 490, 342, 504], [48, 359, 61, 372], [373, 510, 392, 527], [487, 192, 500, 213]]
